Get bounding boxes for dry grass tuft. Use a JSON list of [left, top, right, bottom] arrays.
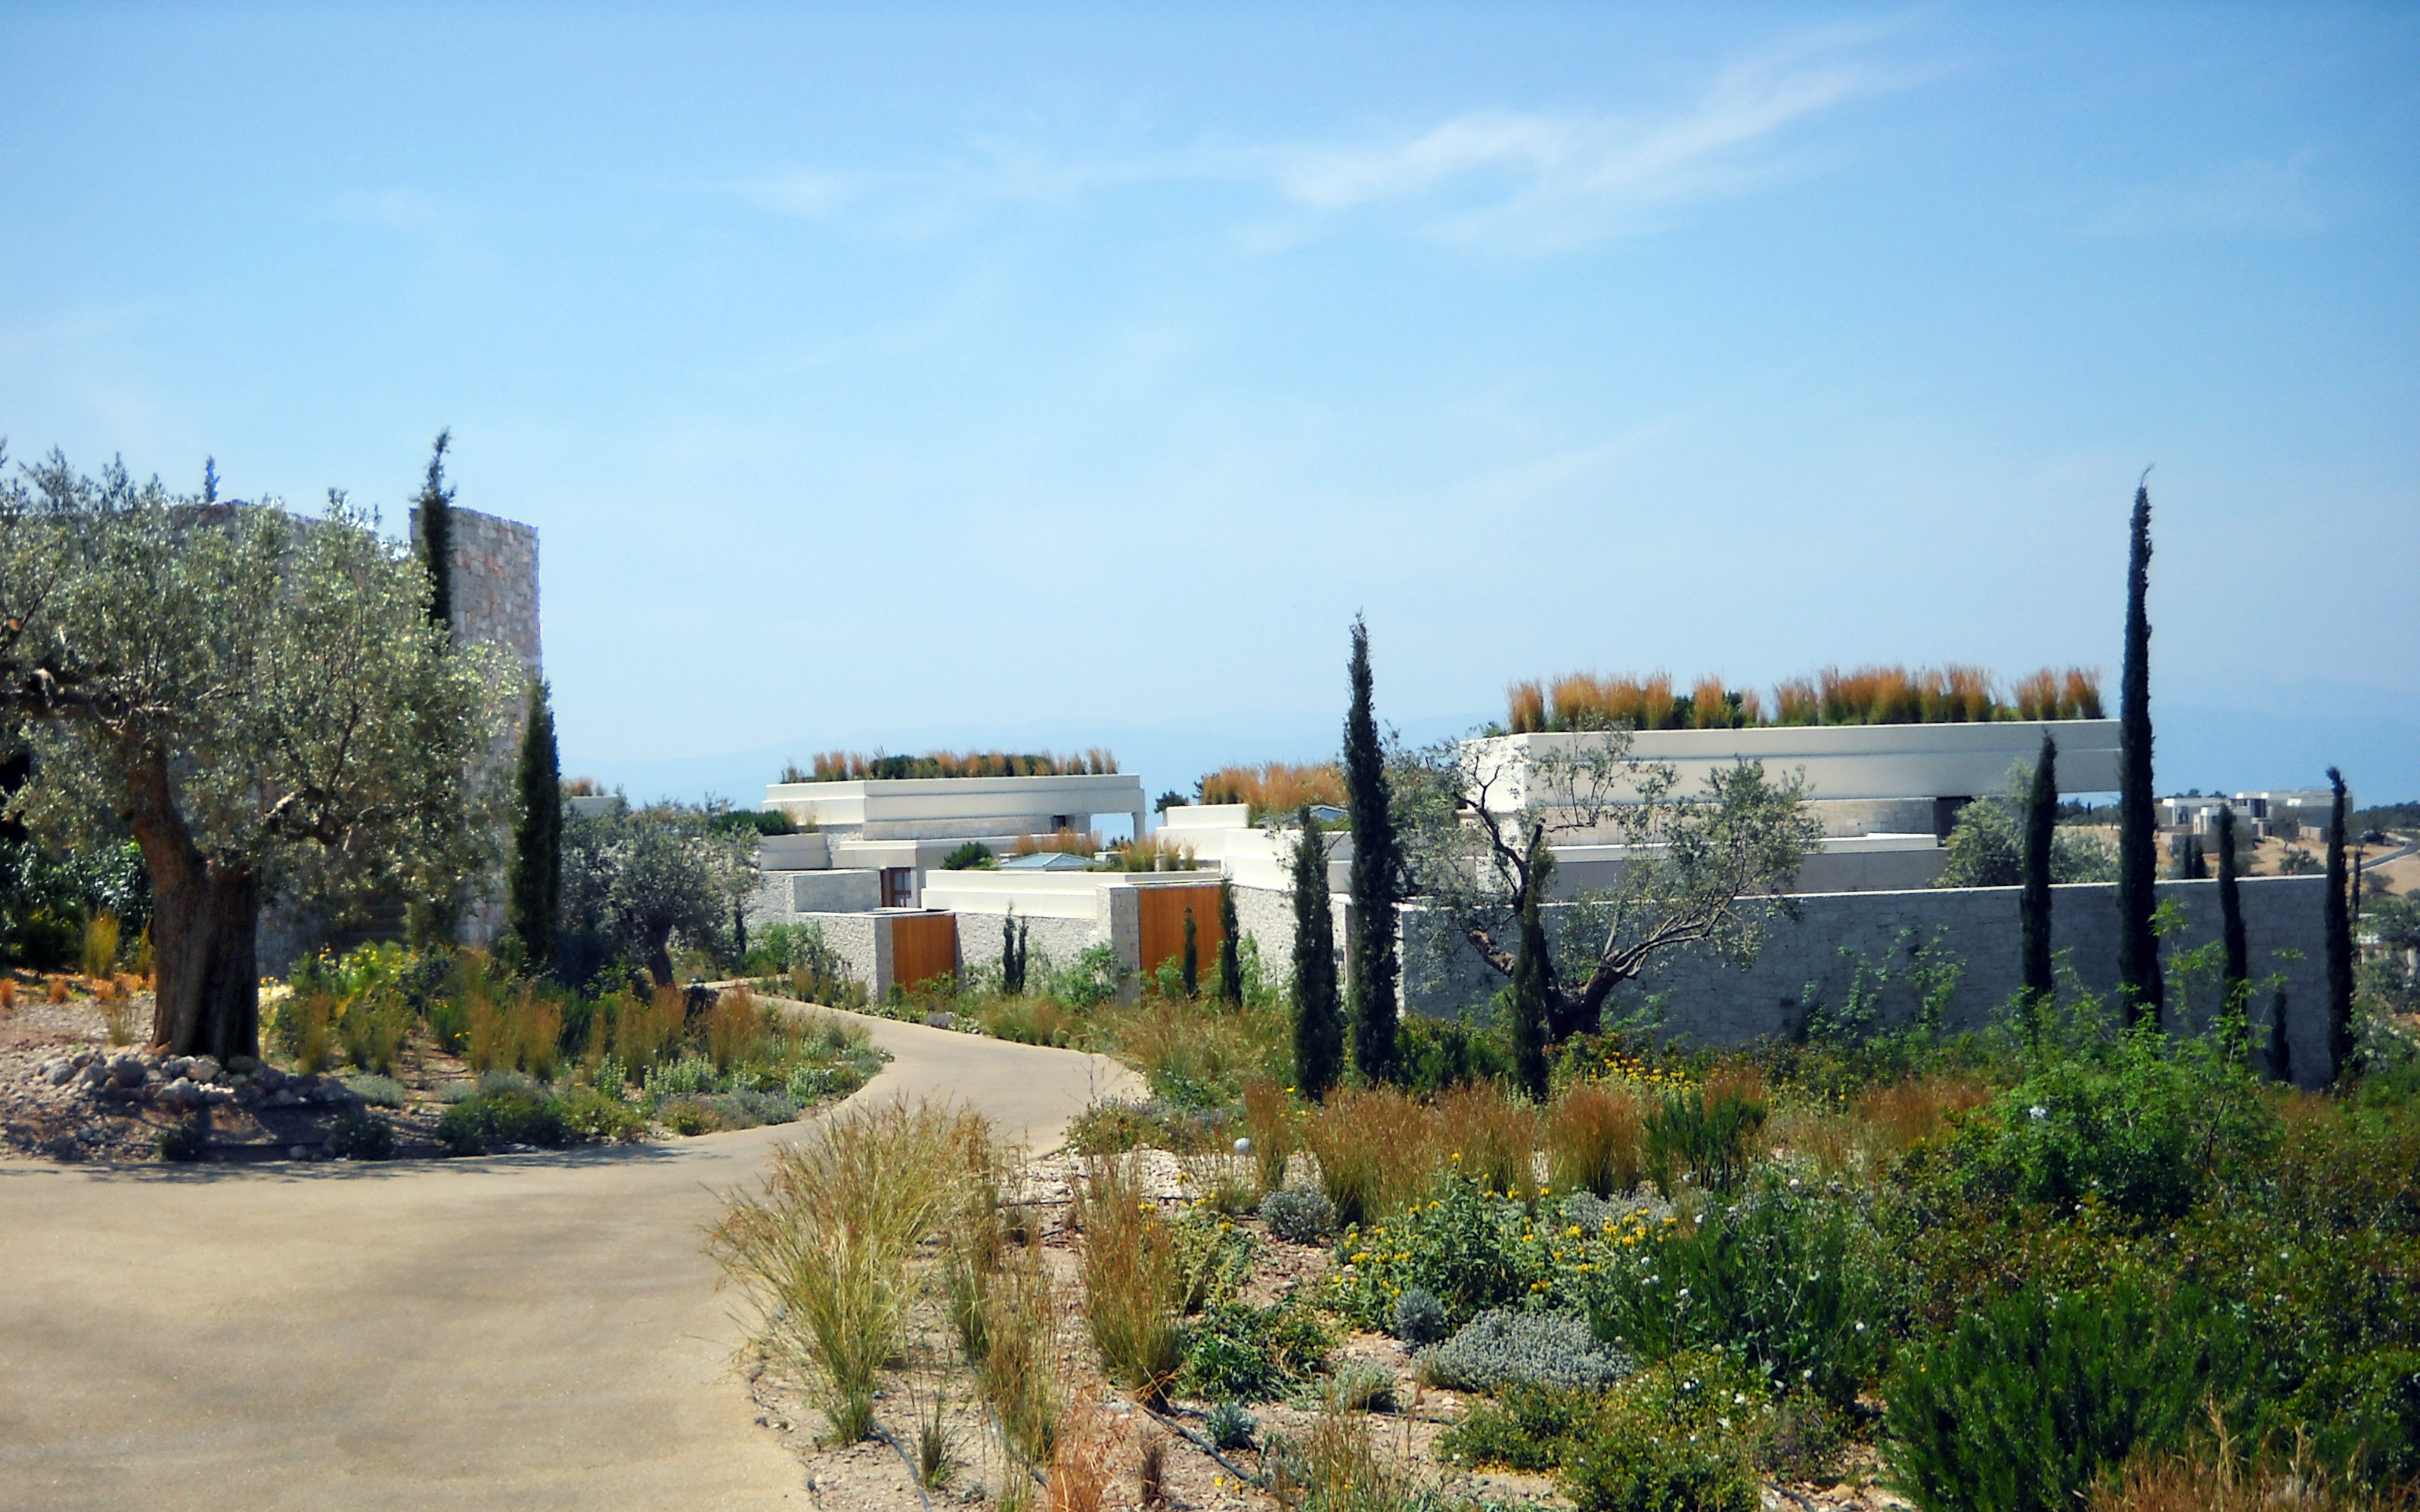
[[1432, 1083, 1540, 1198], [1854, 1074, 1989, 1160], [710, 1095, 991, 1442], [1045, 1389, 1121, 1512], [1547, 1082, 1645, 1197], [0, 976, 16, 1013], [1077, 1155, 1186, 1406], [2089, 1436, 2417, 1512], [1239, 1075, 1296, 1191], [1305, 1086, 1438, 1228], [46, 974, 69, 1005], [614, 986, 687, 1076]]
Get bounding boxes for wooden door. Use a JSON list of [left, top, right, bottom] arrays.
[[889, 912, 960, 995], [1137, 884, 1224, 978]]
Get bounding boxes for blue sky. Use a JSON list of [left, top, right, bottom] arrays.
[[5, 4, 2415, 813]]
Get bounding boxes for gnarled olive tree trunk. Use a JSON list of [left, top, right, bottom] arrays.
[[125, 748, 261, 1059]]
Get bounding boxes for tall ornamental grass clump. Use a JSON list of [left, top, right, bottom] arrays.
[[1643, 1071, 1767, 1194], [1304, 1086, 1437, 1227], [1077, 1154, 1187, 1405], [710, 1096, 989, 1441], [1547, 1083, 1645, 1197]]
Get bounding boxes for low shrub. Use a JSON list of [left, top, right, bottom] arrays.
[[1643, 1073, 1767, 1195], [1333, 1173, 1542, 1331], [1564, 1350, 1769, 1512], [1884, 1278, 2260, 1512], [1261, 1187, 1335, 1245], [1425, 1309, 1632, 1395], [643, 1052, 720, 1104], [327, 1108, 398, 1160], [783, 1061, 866, 1104], [1205, 1399, 1258, 1451], [1436, 1381, 1602, 1472], [157, 1119, 205, 1163], [1584, 1176, 1888, 1411], [1181, 1297, 1333, 1402], [344, 1074, 407, 1108], [436, 1088, 569, 1155], [1948, 1024, 2273, 1225], [1393, 1287, 1447, 1348], [554, 1085, 645, 1142]]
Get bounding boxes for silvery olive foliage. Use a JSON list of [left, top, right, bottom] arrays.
[[558, 796, 757, 986], [1394, 728, 1822, 1040], [0, 448, 513, 1051]]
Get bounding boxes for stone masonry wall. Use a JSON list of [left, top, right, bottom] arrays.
[[1404, 875, 2333, 1086]]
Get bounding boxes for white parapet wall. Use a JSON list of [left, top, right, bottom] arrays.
[[764, 772, 1149, 842], [1469, 720, 2121, 810]]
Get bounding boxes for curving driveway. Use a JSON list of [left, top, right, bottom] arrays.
[[0, 1009, 1138, 1512]]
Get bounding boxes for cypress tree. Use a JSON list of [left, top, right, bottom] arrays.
[[2216, 804, 2263, 1073], [417, 429, 456, 637], [2020, 734, 2059, 1005], [1002, 906, 1029, 995], [1218, 878, 1242, 1006], [2325, 767, 2354, 1082], [1289, 809, 1343, 1101], [1181, 906, 1199, 999], [506, 677, 561, 970], [1509, 849, 1552, 1103], [1343, 615, 1400, 1083], [2116, 479, 2162, 1022]]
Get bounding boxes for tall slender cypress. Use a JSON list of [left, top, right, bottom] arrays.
[[2116, 479, 2162, 1022], [1218, 878, 1242, 1006], [1509, 834, 1553, 1103], [2216, 804, 2265, 1075], [1181, 906, 1199, 999], [1343, 615, 1400, 1083], [1002, 906, 1029, 996], [1289, 809, 1343, 1101], [2325, 767, 2354, 1082], [2020, 734, 2059, 1004], [507, 678, 561, 969], [417, 429, 457, 637]]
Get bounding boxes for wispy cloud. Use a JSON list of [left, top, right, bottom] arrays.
[[2083, 154, 2325, 238], [719, 30, 1919, 254]]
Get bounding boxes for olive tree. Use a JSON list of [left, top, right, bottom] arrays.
[[0, 450, 512, 1058], [558, 798, 756, 987], [1396, 730, 1821, 1042]]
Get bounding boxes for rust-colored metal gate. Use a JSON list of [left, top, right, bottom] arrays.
[[889, 912, 960, 994]]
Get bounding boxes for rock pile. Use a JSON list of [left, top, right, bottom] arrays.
[[36, 1046, 358, 1112]]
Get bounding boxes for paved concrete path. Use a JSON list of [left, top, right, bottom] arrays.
[[0, 1010, 1137, 1512]]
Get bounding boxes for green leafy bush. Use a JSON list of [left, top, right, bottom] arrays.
[[1181, 1297, 1333, 1402], [327, 1108, 398, 1160], [1644, 1080, 1767, 1194], [1950, 1024, 2273, 1223], [1564, 1351, 1768, 1512], [1584, 1176, 1887, 1411], [157, 1119, 205, 1163], [554, 1086, 645, 1142], [1436, 1382, 1602, 1472], [436, 1089, 570, 1155], [1333, 1174, 1544, 1331], [783, 1061, 866, 1104], [1884, 1279, 2257, 1512], [1425, 1309, 1633, 1395]]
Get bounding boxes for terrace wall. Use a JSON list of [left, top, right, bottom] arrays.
[[1403, 875, 2333, 1087]]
